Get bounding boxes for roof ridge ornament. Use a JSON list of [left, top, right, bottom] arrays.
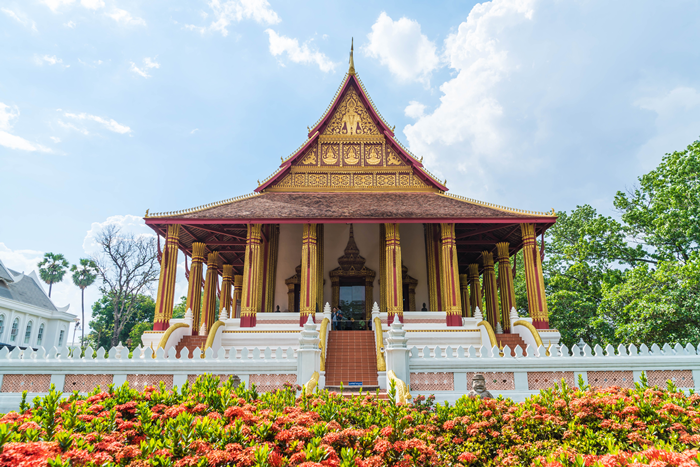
[[349, 38, 355, 75]]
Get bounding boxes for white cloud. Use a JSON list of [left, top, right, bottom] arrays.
[[130, 57, 159, 78], [0, 213, 176, 339], [64, 111, 131, 134], [64, 20, 76, 28], [401, 0, 700, 212], [2, 8, 38, 31], [405, 101, 426, 119], [0, 103, 52, 153], [364, 12, 440, 85], [108, 8, 146, 27], [186, 0, 280, 36], [58, 120, 89, 135], [190, 128, 199, 134], [81, 0, 104, 9], [50, 136, 61, 143], [41, 0, 75, 12], [265, 30, 337, 73], [34, 55, 65, 66]]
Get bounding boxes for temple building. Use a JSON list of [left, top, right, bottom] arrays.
[[142, 45, 560, 387]]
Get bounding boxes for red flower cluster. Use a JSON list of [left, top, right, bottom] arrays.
[[0, 377, 699, 466]]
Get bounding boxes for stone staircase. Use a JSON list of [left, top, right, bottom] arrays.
[[324, 331, 379, 390], [495, 333, 527, 356], [175, 335, 207, 358]]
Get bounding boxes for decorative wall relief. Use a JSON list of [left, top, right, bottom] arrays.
[[323, 87, 380, 136], [321, 145, 340, 165], [343, 144, 361, 165], [365, 145, 382, 165]]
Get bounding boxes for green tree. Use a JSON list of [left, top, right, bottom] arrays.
[[172, 296, 187, 319], [71, 258, 98, 347], [37, 252, 69, 297], [93, 225, 159, 347], [597, 258, 700, 346], [541, 205, 643, 347], [87, 293, 155, 350], [614, 139, 700, 263]]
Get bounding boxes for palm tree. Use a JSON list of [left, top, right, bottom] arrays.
[[37, 253, 69, 297], [71, 258, 98, 347]]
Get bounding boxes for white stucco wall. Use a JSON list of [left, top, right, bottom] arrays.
[[399, 223, 429, 311], [273, 223, 429, 312], [274, 223, 304, 311]]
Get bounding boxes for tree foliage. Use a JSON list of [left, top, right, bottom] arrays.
[[37, 252, 69, 298], [92, 225, 159, 347], [71, 258, 98, 347], [87, 293, 155, 350], [543, 138, 700, 347]]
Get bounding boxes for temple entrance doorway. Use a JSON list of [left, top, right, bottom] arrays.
[[338, 279, 367, 330]]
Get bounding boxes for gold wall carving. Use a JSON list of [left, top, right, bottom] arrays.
[[323, 86, 380, 136], [321, 145, 339, 165], [365, 145, 382, 165], [269, 169, 435, 192], [343, 144, 361, 165], [300, 147, 317, 165]]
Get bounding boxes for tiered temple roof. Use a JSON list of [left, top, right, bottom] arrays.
[[145, 47, 556, 273]]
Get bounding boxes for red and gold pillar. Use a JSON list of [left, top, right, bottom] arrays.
[[241, 224, 263, 327], [482, 251, 499, 328], [300, 224, 319, 325], [459, 274, 471, 318], [496, 242, 516, 333], [201, 252, 219, 333], [220, 264, 233, 320], [233, 274, 243, 318], [154, 224, 180, 331], [440, 223, 462, 326], [186, 242, 206, 335], [468, 264, 483, 316], [384, 223, 403, 324], [521, 223, 549, 329]]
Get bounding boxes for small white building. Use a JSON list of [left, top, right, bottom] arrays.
[[0, 259, 74, 350]]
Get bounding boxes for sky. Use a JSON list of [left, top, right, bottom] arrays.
[[1, 0, 700, 340]]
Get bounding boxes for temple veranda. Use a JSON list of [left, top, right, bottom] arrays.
[[139, 47, 561, 390]]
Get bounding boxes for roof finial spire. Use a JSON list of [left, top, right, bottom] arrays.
[[349, 37, 355, 75]]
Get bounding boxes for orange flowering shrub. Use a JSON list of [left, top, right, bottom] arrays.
[[0, 375, 699, 466]]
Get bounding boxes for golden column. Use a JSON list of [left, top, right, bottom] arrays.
[[496, 242, 516, 333], [299, 223, 319, 325], [482, 251, 499, 328], [459, 274, 471, 318], [201, 252, 219, 333], [186, 242, 206, 335], [440, 223, 462, 326], [468, 263, 483, 314], [384, 223, 404, 323], [154, 224, 180, 331], [220, 264, 234, 320], [521, 223, 549, 329], [241, 224, 263, 327], [233, 275, 243, 318]]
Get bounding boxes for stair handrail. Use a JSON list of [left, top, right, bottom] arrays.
[[387, 370, 411, 404], [203, 321, 226, 353], [374, 317, 386, 371], [513, 319, 544, 348], [304, 371, 320, 396], [477, 320, 498, 349], [157, 323, 190, 352], [319, 317, 330, 371]]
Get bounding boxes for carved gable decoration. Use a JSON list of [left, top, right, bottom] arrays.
[[323, 86, 380, 136]]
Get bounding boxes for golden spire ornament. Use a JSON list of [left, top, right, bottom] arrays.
[[349, 38, 355, 75]]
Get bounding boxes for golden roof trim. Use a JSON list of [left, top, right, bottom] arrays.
[[354, 74, 393, 131], [440, 192, 556, 217], [145, 192, 261, 219], [308, 73, 350, 132], [280, 131, 320, 166]]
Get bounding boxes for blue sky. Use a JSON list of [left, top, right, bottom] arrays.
[[1, 0, 700, 339]]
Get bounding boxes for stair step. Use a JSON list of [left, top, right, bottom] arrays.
[[325, 331, 379, 386]]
